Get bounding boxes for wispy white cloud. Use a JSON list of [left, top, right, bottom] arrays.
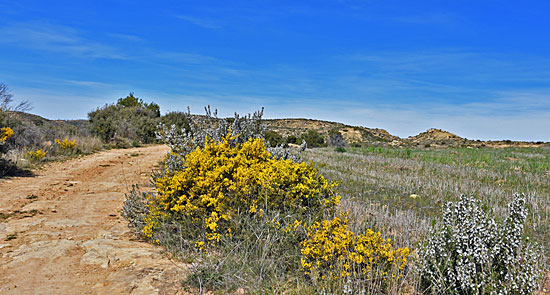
[[339, 49, 550, 81], [0, 20, 236, 72], [343, 89, 550, 141], [107, 33, 145, 42], [389, 11, 460, 26], [0, 21, 127, 59], [152, 51, 218, 64], [176, 15, 222, 29], [14, 77, 550, 141], [329, 49, 550, 108], [62, 79, 117, 88]]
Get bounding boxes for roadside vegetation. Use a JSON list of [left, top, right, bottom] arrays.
[[88, 92, 161, 146], [305, 146, 550, 247], [123, 107, 547, 294], [0, 82, 161, 177]]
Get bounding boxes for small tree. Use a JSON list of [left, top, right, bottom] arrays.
[[117, 92, 160, 117], [0, 83, 31, 126]]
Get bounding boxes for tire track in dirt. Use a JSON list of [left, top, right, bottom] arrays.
[[0, 145, 188, 295]]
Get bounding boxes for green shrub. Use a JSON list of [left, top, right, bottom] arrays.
[[264, 130, 285, 147], [286, 135, 298, 144], [88, 93, 160, 143], [117, 92, 160, 116], [161, 111, 190, 132], [334, 146, 346, 153], [300, 130, 325, 148]]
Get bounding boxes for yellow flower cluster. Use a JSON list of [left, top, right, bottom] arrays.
[[0, 127, 14, 143], [24, 149, 47, 161], [55, 137, 77, 150], [147, 133, 340, 248], [300, 215, 409, 281]]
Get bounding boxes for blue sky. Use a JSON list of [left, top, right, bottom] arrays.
[[1, 0, 549, 141]]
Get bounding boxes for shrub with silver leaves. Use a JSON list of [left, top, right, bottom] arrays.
[[419, 194, 545, 295], [156, 106, 300, 175]]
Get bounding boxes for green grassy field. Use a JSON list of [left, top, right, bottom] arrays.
[[303, 146, 550, 253]]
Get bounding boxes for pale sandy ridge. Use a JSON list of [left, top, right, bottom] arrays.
[[0, 145, 188, 295]]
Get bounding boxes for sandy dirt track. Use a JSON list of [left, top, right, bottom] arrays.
[[0, 145, 189, 295]]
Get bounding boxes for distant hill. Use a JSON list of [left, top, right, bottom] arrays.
[[263, 118, 398, 146], [400, 128, 473, 148], [399, 128, 548, 148], [8, 112, 91, 137], [263, 119, 548, 148]]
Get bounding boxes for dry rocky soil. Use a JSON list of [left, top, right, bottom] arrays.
[[0, 145, 190, 295]]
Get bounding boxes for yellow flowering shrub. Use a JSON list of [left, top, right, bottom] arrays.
[[145, 133, 340, 248], [24, 149, 47, 162], [123, 110, 414, 293], [55, 137, 76, 154], [0, 127, 14, 143], [55, 137, 77, 153], [300, 214, 409, 291]]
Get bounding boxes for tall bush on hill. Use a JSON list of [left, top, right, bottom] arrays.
[[419, 194, 545, 295], [300, 129, 326, 147], [88, 93, 160, 144]]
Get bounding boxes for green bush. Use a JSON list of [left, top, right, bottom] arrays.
[[161, 111, 190, 131], [286, 135, 298, 144], [264, 130, 285, 147], [334, 146, 346, 153], [117, 93, 160, 116], [300, 130, 326, 148], [88, 93, 160, 143]]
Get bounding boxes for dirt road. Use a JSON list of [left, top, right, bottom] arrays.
[[0, 145, 189, 295]]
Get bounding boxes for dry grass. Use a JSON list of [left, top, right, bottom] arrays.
[[303, 146, 550, 254]]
